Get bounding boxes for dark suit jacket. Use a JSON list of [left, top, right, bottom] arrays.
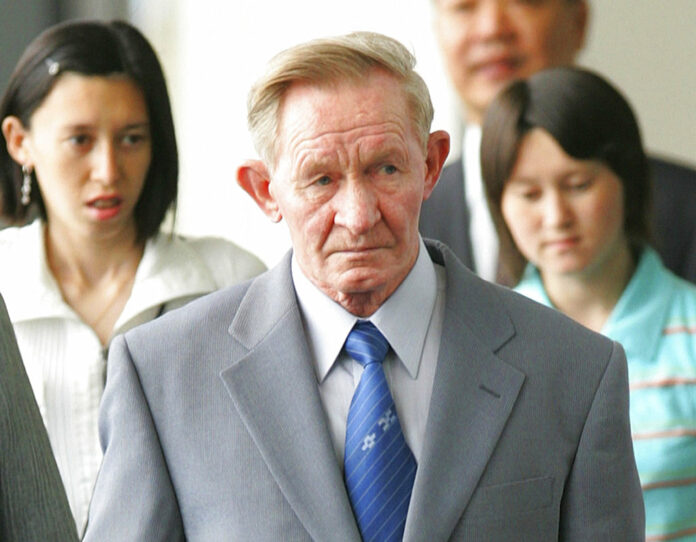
[[84, 241, 644, 540], [0, 294, 77, 541], [421, 156, 696, 283]]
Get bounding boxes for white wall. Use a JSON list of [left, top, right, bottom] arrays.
[[132, 0, 695, 267], [579, 1, 696, 165]]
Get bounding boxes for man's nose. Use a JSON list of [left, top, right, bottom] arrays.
[[472, 0, 512, 40], [334, 178, 381, 234], [92, 142, 120, 186]]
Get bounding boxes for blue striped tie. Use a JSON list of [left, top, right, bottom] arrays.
[[343, 321, 416, 542]]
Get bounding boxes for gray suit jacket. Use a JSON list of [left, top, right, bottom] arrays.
[[85, 242, 644, 541], [0, 294, 77, 541], [421, 156, 696, 283]]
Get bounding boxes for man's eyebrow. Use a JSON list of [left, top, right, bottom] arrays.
[[294, 152, 337, 177], [360, 139, 408, 159]]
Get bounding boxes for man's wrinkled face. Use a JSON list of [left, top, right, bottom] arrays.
[[268, 71, 445, 312]]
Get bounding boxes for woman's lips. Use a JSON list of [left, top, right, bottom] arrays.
[[86, 196, 123, 220], [544, 236, 580, 251], [89, 196, 121, 208]]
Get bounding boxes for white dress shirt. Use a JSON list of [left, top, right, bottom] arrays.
[[0, 220, 265, 535], [292, 238, 446, 466], [463, 124, 500, 281]]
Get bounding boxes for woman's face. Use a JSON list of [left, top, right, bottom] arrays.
[[501, 128, 629, 280], [19, 72, 151, 240]]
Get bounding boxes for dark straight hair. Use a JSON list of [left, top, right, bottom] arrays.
[[0, 19, 178, 241], [480, 66, 652, 282]]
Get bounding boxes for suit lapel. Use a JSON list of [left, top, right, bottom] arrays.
[[220, 255, 360, 541], [404, 243, 525, 540], [220, 244, 525, 540]]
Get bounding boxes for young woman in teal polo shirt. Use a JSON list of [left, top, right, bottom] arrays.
[[480, 66, 696, 541]]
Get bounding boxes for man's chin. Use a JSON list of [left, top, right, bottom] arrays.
[[332, 268, 386, 295], [471, 83, 512, 110]]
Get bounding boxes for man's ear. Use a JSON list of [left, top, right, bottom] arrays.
[[573, 1, 590, 53], [422, 130, 450, 201], [2, 116, 31, 165], [237, 160, 282, 222]]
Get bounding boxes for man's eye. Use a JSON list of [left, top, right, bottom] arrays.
[[513, 0, 545, 6], [68, 134, 91, 146], [449, 0, 477, 13], [567, 178, 593, 192], [382, 164, 398, 175], [315, 176, 331, 186]]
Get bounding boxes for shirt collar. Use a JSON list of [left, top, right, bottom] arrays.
[[2, 222, 221, 327], [462, 124, 482, 201], [292, 237, 438, 383], [602, 247, 673, 361], [463, 123, 481, 152], [516, 247, 671, 361], [0, 220, 71, 322]]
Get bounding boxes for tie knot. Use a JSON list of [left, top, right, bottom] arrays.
[[345, 321, 389, 368]]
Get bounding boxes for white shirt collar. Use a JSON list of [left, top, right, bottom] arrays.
[[462, 124, 499, 281], [463, 123, 485, 214], [292, 237, 438, 383], [1, 221, 221, 326], [462, 123, 482, 189]]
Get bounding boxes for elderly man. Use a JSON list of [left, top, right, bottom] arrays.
[[422, 0, 696, 284], [84, 32, 643, 540]]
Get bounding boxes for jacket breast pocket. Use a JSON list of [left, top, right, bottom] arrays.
[[464, 476, 554, 520]]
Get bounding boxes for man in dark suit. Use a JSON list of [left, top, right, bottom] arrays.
[[0, 293, 77, 541], [84, 31, 643, 540], [423, 0, 696, 284]]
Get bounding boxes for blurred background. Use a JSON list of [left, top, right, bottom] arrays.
[[2, 0, 694, 266]]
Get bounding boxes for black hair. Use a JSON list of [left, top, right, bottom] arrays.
[[0, 19, 178, 241], [480, 66, 651, 281]]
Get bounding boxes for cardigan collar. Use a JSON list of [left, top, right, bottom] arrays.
[[516, 247, 672, 362], [2, 221, 221, 331]]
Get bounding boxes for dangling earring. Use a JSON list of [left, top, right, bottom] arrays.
[[21, 164, 32, 206]]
